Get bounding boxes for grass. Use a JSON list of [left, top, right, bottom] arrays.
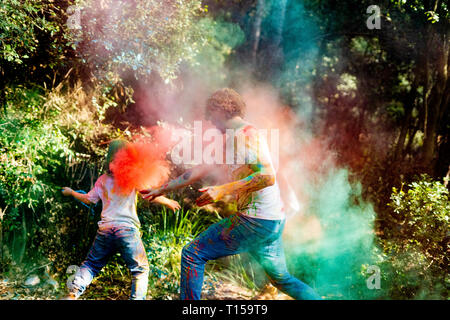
[[0, 201, 262, 300], [208, 255, 259, 292], [85, 204, 259, 300]]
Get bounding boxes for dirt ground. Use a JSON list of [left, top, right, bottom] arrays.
[[0, 277, 291, 300]]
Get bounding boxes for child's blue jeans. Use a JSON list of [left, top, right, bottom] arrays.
[[180, 213, 321, 300], [70, 226, 149, 300]]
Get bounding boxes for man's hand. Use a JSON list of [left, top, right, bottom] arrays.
[[62, 187, 74, 196], [140, 188, 163, 201], [195, 186, 225, 207]]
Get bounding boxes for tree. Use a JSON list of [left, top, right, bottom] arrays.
[[0, 0, 77, 108], [0, 1, 56, 106], [71, 0, 206, 84]]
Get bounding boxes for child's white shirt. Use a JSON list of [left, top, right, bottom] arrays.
[[87, 174, 140, 230]]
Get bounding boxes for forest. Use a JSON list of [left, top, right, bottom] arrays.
[[0, 0, 448, 300]]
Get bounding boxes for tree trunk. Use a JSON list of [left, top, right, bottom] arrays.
[[395, 108, 412, 161], [395, 78, 419, 160], [405, 127, 417, 155], [423, 33, 448, 167], [272, 0, 287, 49], [262, 0, 287, 78], [252, 0, 266, 66]]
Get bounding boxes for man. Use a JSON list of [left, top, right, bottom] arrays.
[[142, 88, 321, 300]]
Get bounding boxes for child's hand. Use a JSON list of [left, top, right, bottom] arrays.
[[162, 199, 181, 212], [62, 187, 74, 196], [165, 199, 181, 212]]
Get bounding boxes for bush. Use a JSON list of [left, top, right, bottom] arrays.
[[0, 85, 74, 270], [382, 175, 449, 299], [0, 82, 119, 283], [0, 0, 60, 66], [72, 0, 205, 84]]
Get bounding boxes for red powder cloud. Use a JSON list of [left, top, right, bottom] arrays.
[[109, 129, 172, 195]]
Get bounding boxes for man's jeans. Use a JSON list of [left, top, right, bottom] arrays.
[[70, 226, 149, 300], [180, 213, 321, 300]]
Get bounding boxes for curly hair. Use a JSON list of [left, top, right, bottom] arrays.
[[206, 88, 246, 119]]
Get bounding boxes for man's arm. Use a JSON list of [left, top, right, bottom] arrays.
[[195, 162, 275, 207], [141, 164, 216, 200], [226, 162, 276, 194]]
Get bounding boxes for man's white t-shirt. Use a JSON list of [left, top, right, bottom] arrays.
[[87, 174, 140, 229], [227, 125, 285, 220]]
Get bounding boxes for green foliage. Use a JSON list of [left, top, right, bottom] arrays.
[[0, 0, 60, 65], [71, 0, 206, 84], [45, 80, 119, 159], [0, 86, 73, 220], [208, 254, 258, 293], [140, 204, 219, 299], [382, 175, 450, 298], [0, 81, 119, 280], [391, 0, 449, 22], [390, 175, 449, 250]]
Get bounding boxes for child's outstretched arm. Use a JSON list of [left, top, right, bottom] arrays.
[[150, 196, 181, 212], [62, 187, 93, 205]]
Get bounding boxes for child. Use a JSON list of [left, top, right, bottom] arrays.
[[61, 139, 180, 300]]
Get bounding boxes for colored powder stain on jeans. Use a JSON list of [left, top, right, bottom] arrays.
[[180, 216, 322, 300], [191, 239, 204, 256], [183, 264, 199, 300], [185, 265, 198, 281], [219, 214, 240, 245], [70, 226, 149, 300]]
